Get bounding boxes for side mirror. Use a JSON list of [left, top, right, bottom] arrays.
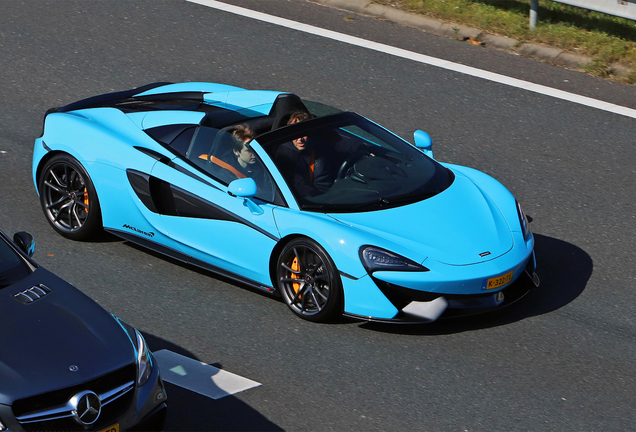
[[228, 178, 263, 215], [14, 231, 35, 257], [414, 130, 433, 158], [228, 178, 257, 198]]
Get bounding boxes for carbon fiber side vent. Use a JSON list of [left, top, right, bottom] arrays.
[[14, 284, 52, 303]]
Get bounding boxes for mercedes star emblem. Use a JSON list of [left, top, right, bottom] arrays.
[[70, 390, 102, 425]]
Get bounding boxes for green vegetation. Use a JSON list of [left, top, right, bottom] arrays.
[[373, 0, 636, 83]]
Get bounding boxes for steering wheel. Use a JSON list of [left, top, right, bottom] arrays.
[[337, 150, 370, 179]]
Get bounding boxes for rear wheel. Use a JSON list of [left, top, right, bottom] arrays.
[[276, 238, 342, 322], [38, 154, 102, 240]]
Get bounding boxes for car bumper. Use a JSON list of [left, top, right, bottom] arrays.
[[343, 249, 539, 324], [126, 401, 167, 432], [1, 357, 167, 432]]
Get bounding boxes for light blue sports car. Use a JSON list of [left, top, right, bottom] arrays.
[[33, 82, 539, 323]]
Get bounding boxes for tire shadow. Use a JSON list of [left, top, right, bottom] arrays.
[[142, 334, 283, 432], [358, 233, 592, 335]]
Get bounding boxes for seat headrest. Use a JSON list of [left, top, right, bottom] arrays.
[[208, 126, 239, 161], [269, 94, 309, 130]]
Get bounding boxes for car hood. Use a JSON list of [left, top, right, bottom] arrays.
[[0, 267, 134, 405], [329, 175, 514, 265]]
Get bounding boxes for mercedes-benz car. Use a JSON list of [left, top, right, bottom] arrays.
[[33, 82, 539, 323], [0, 229, 167, 431]]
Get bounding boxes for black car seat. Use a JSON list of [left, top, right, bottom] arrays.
[[269, 94, 310, 130]]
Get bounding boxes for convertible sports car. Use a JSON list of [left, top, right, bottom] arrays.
[[33, 82, 539, 323], [0, 228, 166, 431]]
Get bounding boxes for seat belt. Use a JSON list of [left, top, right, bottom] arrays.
[[199, 154, 247, 179]]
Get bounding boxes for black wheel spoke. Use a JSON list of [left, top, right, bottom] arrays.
[[71, 204, 83, 227], [280, 263, 300, 274], [292, 247, 306, 272], [291, 282, 306, 305], [49, 169, 65, 188], [64, 165, 70, 187], [44, 180, 64, 194], [280, 277, 302, 284], [299, 290, 309, 312], [58, 200, 73, 212], [310, 291, 323, 311], [69, 170, 78, 190], [46, 196, 67, 209], [314, 287, 329, 302]]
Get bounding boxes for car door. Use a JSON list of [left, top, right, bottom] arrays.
[[148, 148, 281, 289]]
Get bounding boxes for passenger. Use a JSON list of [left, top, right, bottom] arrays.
[[276, 111, 358, 197], [230, 125, 258, 176], [227, 125, 272, 197]]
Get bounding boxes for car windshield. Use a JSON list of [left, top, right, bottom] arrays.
[[260, 112, 454, 212], [0, 235, 32, 288]]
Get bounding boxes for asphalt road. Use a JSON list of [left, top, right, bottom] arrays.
[[1, 1, 636, 431]]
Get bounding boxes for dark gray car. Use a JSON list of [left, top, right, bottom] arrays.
[[0, 229, 167, 431]]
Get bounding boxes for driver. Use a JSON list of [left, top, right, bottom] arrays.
[[276, 111, 358, 197]]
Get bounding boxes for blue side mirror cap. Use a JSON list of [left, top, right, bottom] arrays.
[[414, 130, 433, 158], [228, 178, 263, 215], [228, 178, 257, 198]]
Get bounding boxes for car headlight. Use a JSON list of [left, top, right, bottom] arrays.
[[0, 418, 6, 431], [359, 246, 428, 272], [134, 329, 153, 387], [113, 315, 154, 387], [516, 200, 530, 240]]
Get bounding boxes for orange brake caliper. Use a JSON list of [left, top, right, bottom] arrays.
[[291, 257, 301, 294], [83, 188, 89, 213]]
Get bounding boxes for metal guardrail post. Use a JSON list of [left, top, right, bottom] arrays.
[[530, 0, 539, 29]]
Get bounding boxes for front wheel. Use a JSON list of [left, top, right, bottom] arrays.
[[276, 238, 343, 322], [38, 154, 103, 241]]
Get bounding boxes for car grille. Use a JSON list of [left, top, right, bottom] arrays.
[[13, 364, 136, 431]]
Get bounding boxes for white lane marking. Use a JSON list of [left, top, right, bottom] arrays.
[[154, 349, 261, 399], [187, 0, 636, 120]]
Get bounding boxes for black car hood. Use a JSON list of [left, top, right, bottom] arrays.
[[0, 267, 134, 405]]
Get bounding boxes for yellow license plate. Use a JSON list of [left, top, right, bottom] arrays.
[[97, 424, 119, 432], [484, 271, 513, 290]]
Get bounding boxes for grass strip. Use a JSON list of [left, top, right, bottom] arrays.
[[372, 0, 636, 83]]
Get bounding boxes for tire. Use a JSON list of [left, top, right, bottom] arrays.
[[276, 238, 342, 322], [38, 154, 103, 241]]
